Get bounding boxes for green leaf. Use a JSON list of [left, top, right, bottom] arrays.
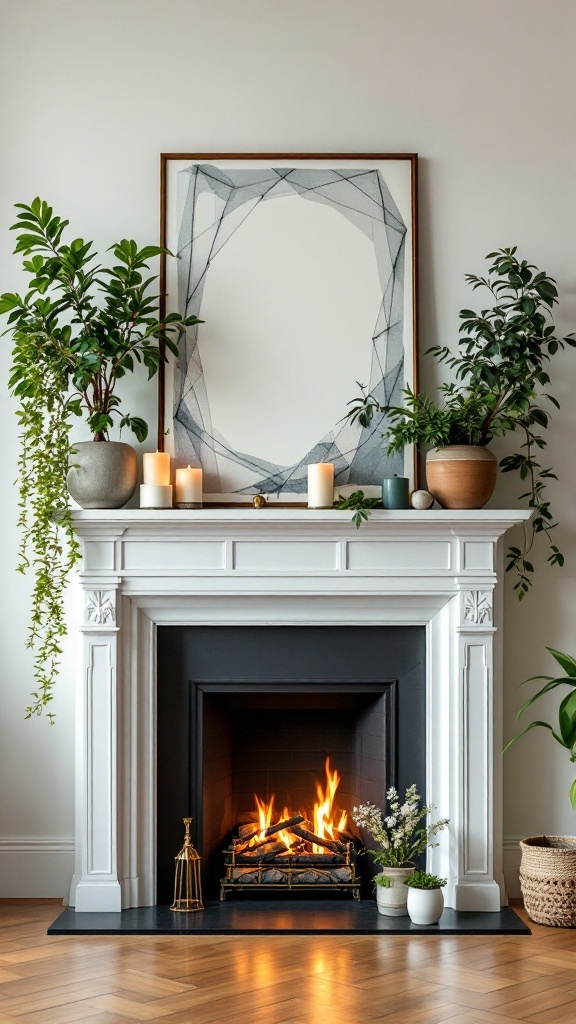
[[503, 720, 555, 754], [547, 648, 576, 679], [119, 415, 148, 443], [516, 677, 576, 720], [559, 689, 576, 749], [570, 779, 576, 810]]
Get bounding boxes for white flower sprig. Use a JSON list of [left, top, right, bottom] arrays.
[[352, 784, 449, 868]]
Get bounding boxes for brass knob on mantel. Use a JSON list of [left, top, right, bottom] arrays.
[[252, 494, 267, 508]]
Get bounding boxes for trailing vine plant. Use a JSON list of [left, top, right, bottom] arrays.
[[335, 489, 381, 529], [342, 249, 575, 598], [1, 198, 200, 720]]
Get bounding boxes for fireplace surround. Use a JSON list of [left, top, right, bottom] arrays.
[[68, 507, 529, 914]]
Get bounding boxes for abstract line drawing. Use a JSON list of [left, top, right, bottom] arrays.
[[163, 159, 416, 498]]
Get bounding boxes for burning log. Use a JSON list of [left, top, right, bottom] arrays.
[[288, 824, 347, 854], [234, 814, 305, 853], [238, 823, 258, 840], [234, 841, 287, 863]]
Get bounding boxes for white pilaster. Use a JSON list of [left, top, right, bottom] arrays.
[[71, 584, 122, 912]]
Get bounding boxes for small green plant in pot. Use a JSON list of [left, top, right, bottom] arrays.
[[1, 198, 201, 721], [352, 784, 449, 917], [505, 647, 576, 927], [405, 871, 447, 926], [341, 248, 575, 598]]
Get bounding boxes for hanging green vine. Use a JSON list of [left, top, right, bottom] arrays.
[[1, 198, 200, 720], [11, 330, 80, 722]]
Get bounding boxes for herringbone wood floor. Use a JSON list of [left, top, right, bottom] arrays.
[[1, 901, 576, 1023]]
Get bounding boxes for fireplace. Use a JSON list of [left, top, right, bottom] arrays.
[[68, 507, 530, 913], [156, 625, 426, 901]]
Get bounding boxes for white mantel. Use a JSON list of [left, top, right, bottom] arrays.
[[69, 507, 530, 913]]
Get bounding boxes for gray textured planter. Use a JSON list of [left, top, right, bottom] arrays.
[[67, 441, 137, 509]]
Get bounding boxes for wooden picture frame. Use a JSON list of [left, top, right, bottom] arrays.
[[159, 153, 418, 502]]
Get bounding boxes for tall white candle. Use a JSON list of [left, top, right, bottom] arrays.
[[143, 451, 171, 487], [175, 466, 203, 507], [307, 463, 335, 508]]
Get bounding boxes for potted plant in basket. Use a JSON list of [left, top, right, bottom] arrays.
[[405, 871, 447, 925], [352, 784, 449, 917], [504, 646, 576, 927], [342, 248, 574, 598], [0, 198, 201, 721]]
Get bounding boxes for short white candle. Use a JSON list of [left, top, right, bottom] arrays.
[[175, 466, 203, 507], [307, 463, 335, 508], [143, 451, 171, 487], [140, 483, 173, 509]]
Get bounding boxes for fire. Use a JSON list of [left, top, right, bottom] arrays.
[[248, 757, 348, 853], [313, 757, 348, 852], [254, 793, 274, 835]]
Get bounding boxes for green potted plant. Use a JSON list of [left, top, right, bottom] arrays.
[[504, 646, 576, 927], [404, 870, 447, 925], [0, 198, 200, 721], [351, 784, 449, 917], [343, 248, 574, 598]]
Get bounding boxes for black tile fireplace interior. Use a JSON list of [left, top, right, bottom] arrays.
[[157, 625, 426, 903]]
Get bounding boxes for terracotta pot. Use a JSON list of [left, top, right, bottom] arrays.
[[426, 445, 497, 510]]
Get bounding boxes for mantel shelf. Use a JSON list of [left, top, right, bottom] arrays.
[[71, 507, 531, 536]]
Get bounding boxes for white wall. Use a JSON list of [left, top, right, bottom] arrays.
[[1, 0, 575, 897]]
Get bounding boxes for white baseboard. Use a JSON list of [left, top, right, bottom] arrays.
[[0, 837, 523, 903], [0, 838, 75, 898], [503, 836, 522, 899]]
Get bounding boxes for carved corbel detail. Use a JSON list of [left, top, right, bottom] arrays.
[[462, 590, 493, 626], [86, 590, 116, 626]]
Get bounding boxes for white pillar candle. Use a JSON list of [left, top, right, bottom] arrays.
[[143, 451, 171, 487], [175, 466, 203, 508], [139, 483, 173, 509], [307, 463, 335, 509]]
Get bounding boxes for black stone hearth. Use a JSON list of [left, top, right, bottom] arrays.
[[48, 903, 530, 936]]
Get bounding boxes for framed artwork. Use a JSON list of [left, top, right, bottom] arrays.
[[159, 153, 418, 502]]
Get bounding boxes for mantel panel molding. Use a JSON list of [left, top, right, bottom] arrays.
[[69, 508, 529, 914]]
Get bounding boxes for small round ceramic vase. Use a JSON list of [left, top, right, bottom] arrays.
[[406, 885, 445, 925]]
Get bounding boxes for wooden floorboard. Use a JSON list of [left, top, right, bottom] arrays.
[[0, 902, 574, 1023]]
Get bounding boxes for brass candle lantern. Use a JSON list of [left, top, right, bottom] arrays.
[[170, 817, 204, 912]]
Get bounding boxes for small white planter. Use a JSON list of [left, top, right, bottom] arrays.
[[375, 865, 414, 917], [406, 886, 444, 925]]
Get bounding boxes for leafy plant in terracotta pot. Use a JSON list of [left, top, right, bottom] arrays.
[[352, 784, 449, 917], [344, 248, 574, 598], [504, 647, 576, 926], [0, 198, 200, 720]]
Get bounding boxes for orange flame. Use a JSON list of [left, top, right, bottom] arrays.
[[253, 793, 274, 842], [248, 757, 347, 853], [313, 757, 348, 852]]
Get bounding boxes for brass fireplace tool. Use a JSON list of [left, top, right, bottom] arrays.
[[170, 817, 204, 912]]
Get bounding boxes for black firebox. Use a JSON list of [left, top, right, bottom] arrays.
[[156, 626, 426, 902]]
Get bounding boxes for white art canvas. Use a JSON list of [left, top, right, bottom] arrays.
[[161, 156, 418, 501]]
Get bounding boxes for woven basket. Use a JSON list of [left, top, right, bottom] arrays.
[[520, 836, 576, 927]]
